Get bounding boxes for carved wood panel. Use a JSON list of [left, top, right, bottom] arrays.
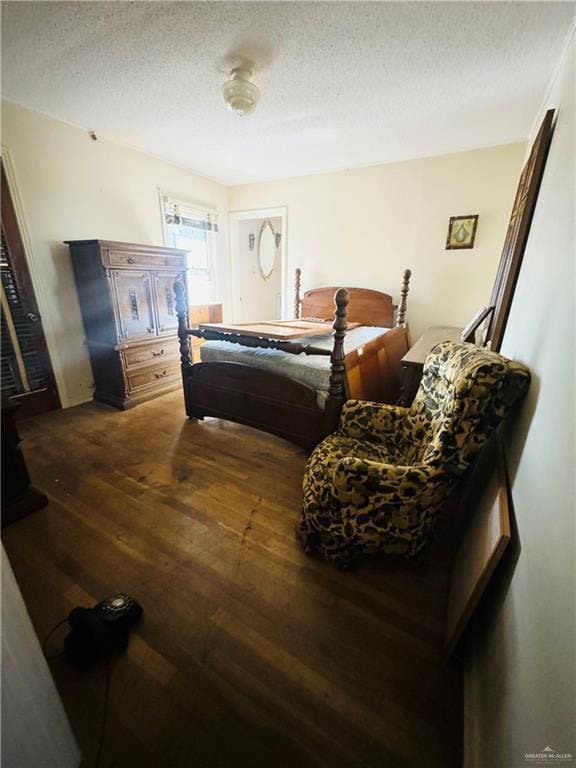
[[155, 271, 183, 335], [111, 269, 155, 341], [486, 109, 555, 351]]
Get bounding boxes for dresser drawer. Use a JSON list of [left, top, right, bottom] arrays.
[[122, 341, 179, 370], [126, 362, 180, 392], [106, 249, 187, 270]]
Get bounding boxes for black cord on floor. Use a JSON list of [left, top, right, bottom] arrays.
[[94, 659, 112, 768], [41, 617, 68, 661], [41, 616, 113, 768]]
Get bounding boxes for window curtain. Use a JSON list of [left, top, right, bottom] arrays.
[[163, 198, 219, 232]]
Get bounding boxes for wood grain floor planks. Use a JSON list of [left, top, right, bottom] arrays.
[[2, 391, 462, 768]]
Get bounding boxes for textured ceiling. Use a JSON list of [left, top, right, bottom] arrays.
[[1, 2, 574, 184]]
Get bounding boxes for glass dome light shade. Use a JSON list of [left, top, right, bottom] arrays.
[[222, 67, 260, 116]]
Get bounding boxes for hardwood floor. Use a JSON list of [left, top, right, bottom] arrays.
[[2, 391, 462, 768]]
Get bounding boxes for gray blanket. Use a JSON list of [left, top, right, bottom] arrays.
[[199, 326, 390, 407]]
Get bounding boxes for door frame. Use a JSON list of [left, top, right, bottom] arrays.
[[1, 149, 67, 405], [1, 157, 62, 416], [229, 206, 288, 322]]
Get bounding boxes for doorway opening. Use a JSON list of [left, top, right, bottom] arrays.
[[229, 207, 287, 322]]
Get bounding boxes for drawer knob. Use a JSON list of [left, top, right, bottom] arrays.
[[127, 257, 135, 264], [152, 349, 165, 357], [155, 370, 167, 379]]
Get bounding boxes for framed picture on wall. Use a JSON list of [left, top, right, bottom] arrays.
[[446, 214, 479, 250]]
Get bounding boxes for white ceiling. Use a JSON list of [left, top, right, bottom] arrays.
[[1, 2, 574, 185]]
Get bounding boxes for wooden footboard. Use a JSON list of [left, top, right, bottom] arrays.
[[174, 270, 411, 449], [181, 325, 410, 449], [183, 361, 326, 450], [345, 325, 410, 404]]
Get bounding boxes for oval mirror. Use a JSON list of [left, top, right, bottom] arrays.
[[258, 220, 276, 280]]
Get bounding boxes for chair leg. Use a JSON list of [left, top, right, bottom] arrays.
[[297, 512, 359, 570], [295, 521, 319, 555], [314, 533, 358, 570]]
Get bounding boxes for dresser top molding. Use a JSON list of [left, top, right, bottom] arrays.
[[64, 239, 188, 256]]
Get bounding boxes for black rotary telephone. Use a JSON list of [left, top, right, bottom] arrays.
[[65, 593, 143, 667]]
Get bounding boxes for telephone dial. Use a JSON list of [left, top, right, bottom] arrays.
[[65, 593, 143, 667]]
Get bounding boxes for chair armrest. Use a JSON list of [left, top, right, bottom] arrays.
[[329, 457, 451, 554], [339, 400, 411, 441], [332, 457, 449, 516], [334, 457, 436, 493]]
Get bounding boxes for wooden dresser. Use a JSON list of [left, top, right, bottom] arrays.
[[66, 239, 189, 409], [400, 326, 462, 405]]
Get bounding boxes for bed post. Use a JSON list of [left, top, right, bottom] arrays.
[[324, 288, 349, 436], [174, 281, 192, 370], [174, 280, 192, 415], [294, 268, 302, 319], [396, 268, 411, 327]]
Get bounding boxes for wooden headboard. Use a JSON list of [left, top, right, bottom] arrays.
[[295, 268, 411, 328]]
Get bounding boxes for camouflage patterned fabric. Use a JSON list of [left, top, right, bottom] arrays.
[[299, 341, 530, 567]]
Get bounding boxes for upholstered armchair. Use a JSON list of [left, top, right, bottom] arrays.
[[299, 341, 530, 567]]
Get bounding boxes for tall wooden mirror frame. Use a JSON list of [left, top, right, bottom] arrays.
[[485, 109, 555, 352]]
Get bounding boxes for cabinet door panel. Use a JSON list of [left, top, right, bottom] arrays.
[[111, 270, 156, 341], [154, 271, 183, 335]]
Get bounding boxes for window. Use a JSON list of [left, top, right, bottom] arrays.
[[161, 195, 219, 304]]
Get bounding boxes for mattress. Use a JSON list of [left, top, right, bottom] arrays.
[[199, 325, 390, 407]]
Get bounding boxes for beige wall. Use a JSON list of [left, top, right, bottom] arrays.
[[2, 99, 526, 410], [1, 101, 229, 407], [230, 143, 525, 340], [1, 545, 80, 768], [465, 35, 575, 768]]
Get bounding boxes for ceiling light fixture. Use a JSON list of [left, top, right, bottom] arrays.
[[222, 63, 260, 117]]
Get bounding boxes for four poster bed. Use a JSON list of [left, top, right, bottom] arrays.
[[174, 269, 412, 450]]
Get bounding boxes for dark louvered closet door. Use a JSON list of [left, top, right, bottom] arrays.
[[1, 161, 60, 418]]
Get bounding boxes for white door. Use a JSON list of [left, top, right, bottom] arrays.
[[237, 216, 282, 322]]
